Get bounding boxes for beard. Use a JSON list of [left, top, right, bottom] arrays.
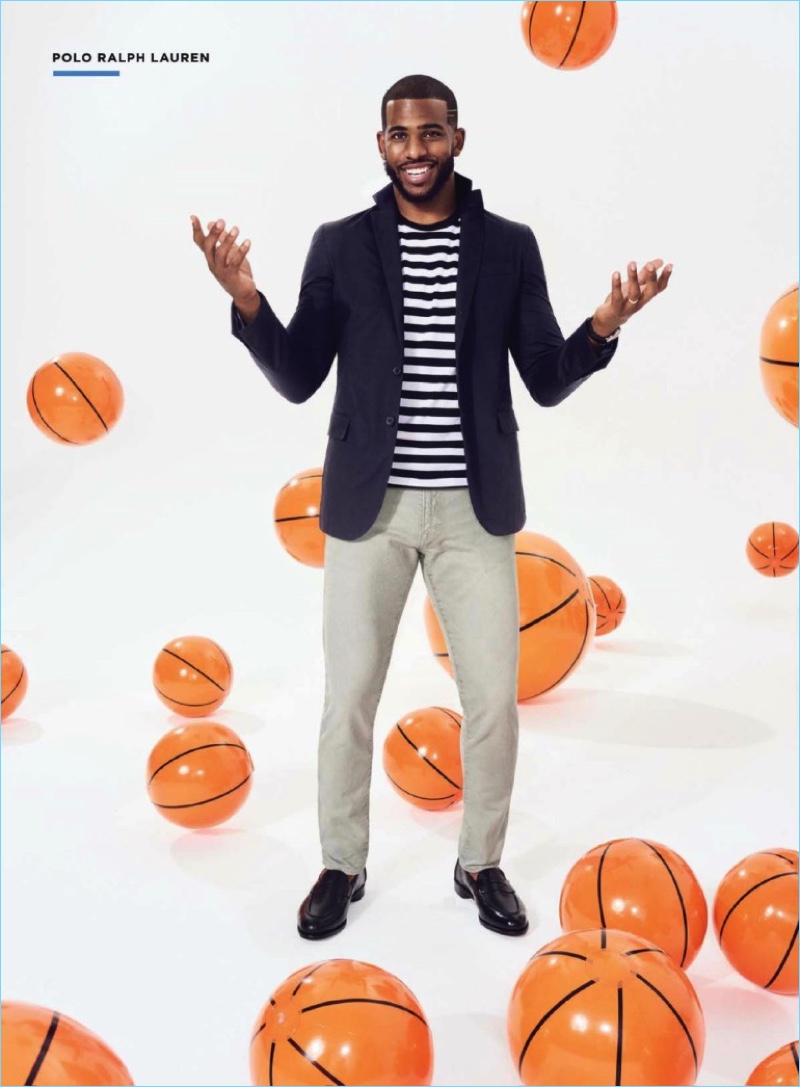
[[383, 152, 456, 204]]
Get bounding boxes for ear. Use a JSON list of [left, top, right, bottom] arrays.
[[454, 127, 466, 156], [376, 131, 386, 158]]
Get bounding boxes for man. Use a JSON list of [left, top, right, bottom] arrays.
[[191, 74, 671, 940]]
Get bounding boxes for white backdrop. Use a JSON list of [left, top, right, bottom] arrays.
[[2, 3, 798, 1086]]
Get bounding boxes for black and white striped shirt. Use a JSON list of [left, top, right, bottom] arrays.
[[388, 209, 467, 488]]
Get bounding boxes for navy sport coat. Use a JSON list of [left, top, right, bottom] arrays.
[[231, 172, 617, 540]]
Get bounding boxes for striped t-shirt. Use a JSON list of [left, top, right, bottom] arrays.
[[387, 208, 467, 488]]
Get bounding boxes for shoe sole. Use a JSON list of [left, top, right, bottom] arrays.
[[297, 884, 366, 940], [454, 879, 529, 936]]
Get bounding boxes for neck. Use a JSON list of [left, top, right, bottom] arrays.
[[392, 174, 458, 224]]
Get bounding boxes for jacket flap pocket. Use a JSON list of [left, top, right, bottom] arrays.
[[497, 407, 519, 434], [327, 410, 350, 440]]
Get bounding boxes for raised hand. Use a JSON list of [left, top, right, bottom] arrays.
[[592, 259, 673, 337], [190, 216, 259, 311]]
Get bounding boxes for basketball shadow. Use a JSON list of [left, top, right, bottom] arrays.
[[423, 1011, 512, 1087], [592, 637, 692, 658], [170, 827, 304, 893], [0, 718, 44, 744], [519, 689, 768, 749]]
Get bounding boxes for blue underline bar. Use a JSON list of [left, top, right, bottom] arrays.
[[53, 70, 120, 77]]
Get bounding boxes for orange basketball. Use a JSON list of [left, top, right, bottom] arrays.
[[383, 706, 463, 811], [559, 838, 708, 969], [520, 1, 617, 70], [152, 634, 233, 716], [273, 467, 325, 566], [26, 353, 124, 445], [713, 848, 798, 995], [249, 959, 434, 1086], [2, 644, 28, 721], [746, 522, 799, 577], [424, 530, 595, 701], [760, 284, 798, 427], [507, 928, 705, 1086], [147, 720, 253, 829], [589, 575, 626, 635], [746, 1041, 799, 1086], [1, 1001, 133, 1085]]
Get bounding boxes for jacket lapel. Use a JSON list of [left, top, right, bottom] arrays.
[[371, 172, 484, 360]]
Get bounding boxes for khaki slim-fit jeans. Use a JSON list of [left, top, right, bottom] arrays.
[[318, 485, 520, 874]]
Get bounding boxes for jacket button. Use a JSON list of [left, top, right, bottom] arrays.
[[386, 416, 395, 425], [392, 366, 402, 375]]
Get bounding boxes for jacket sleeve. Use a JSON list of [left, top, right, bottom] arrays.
[[509, 227, 617, 407], [230, 224, 337, 404]]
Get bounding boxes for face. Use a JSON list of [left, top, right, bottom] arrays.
[[378, 98, 465, 205]]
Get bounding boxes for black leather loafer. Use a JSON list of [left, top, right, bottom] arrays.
[[297, 868, 367, 939], [454, 860, 528, 935]]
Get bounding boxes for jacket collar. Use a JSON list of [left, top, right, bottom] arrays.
[[372, 170, 483, 212]]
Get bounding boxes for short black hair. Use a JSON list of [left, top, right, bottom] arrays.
[[381, 74, 458, 131]]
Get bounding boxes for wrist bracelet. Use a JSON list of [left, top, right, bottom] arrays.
[[586, 318, 621, 345]]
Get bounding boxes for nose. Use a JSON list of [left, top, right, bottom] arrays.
[[405, 133, 429, 160]]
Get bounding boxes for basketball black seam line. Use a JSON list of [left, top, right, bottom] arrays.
[[291, 962, 326, 997], [250, 1021, 267, 1044], [54, 361, 108, 430], [153, 773, 251, 809], [791, 1042, 799, 1070], [153, 686, 223, 708], [641, 839, 690, 966], [615, 988, 624, 1087], [149, 742, 247, 783], [386, 770, 455, 802], [518, 980, 596, 1075], [516, 549, 577, 576], [634, 972, 698, 1071], [559, 0, 586, 68], [625, 946, 666, 957], [748, 539, 773, 560], [719, 871, 797, 939], [601, 928, 608, 949], [596, 843, 612, 927], [161, 648, 228, 691], [519, 587, 580, 633], [30, 374, 77, 443], [2, 647, 9, 653], [433, 706, 462, 728], [765, 923, 798, 990], [756, 851, 798, 867], [2, 668, 25, 704], [278, 472, 323, 492], [286, 1037, 343, 1086], [781, 540, 799, 560], [760, 355, 799, 367], [300, 997, 428, 1025], [532, 949, 588, 962], [395, 722, 462, 789], [526, 1, 539, 53], [275, 514, 320, 523], [268, 1040, 275, 1086], [532, 599, 591, 697], [590, 577, 612, 609], [26, 1011, 60, 1085]]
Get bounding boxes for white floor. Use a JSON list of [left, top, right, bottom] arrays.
[[2, 457, 798, 1087]]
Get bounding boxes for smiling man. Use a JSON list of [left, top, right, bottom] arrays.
[[191, 73, 672, 941]]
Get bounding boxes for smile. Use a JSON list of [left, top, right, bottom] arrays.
[[402, 164, 434, 183]]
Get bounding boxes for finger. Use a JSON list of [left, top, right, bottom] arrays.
[[637, 259, 663, 287], [190, 215, 207, 249], [657, 263, 674, 292], [217, 225, 240, 265], [203, 218, 225, 264], [226, 238, 251, 268], [626, 261, 641, 305], [609, 270, 625, 314]]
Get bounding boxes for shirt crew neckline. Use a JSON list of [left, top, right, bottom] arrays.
[[395, 206, 461, 230]]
